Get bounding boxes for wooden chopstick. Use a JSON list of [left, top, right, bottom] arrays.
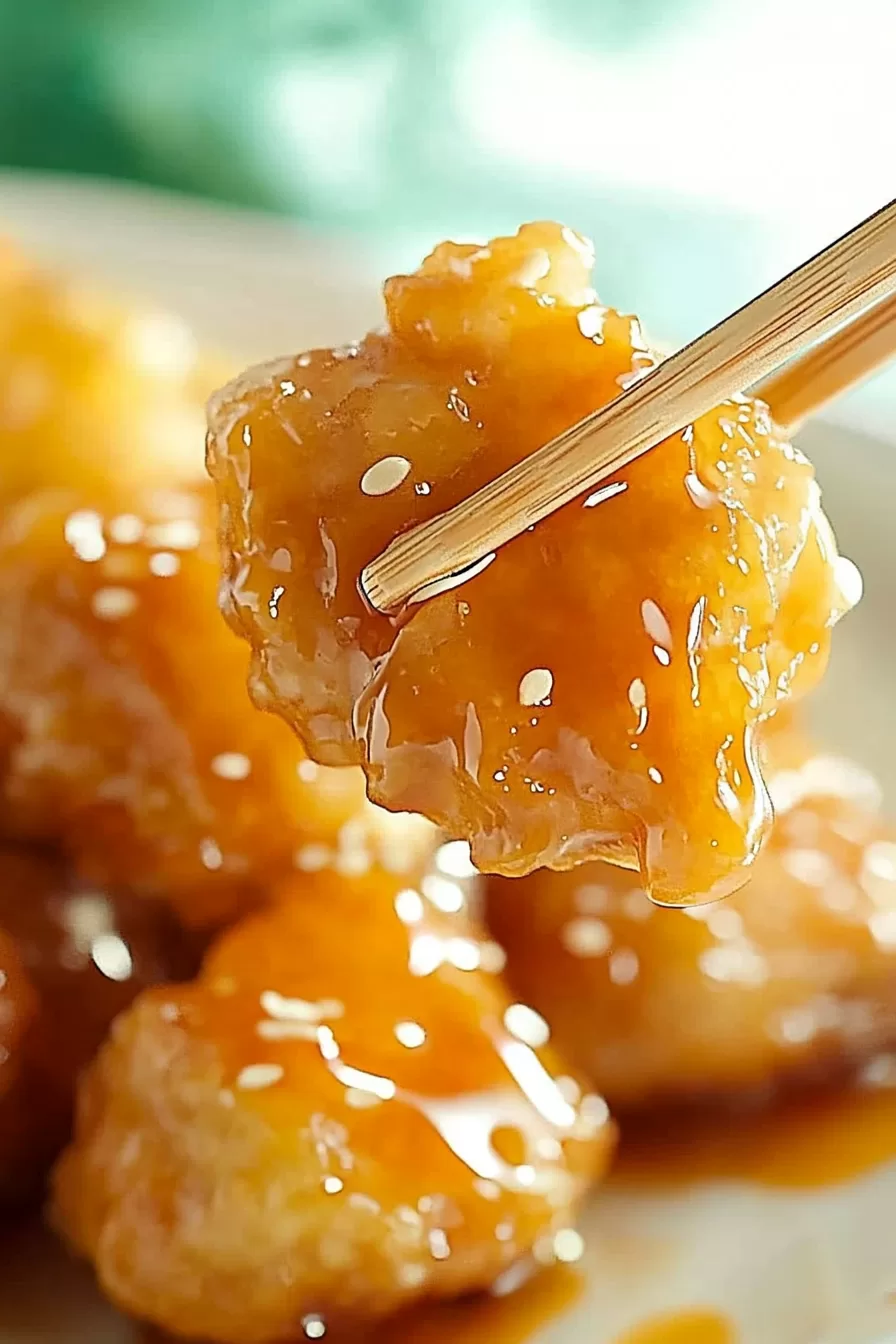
[[361, 198, 896, 616], [754, 289, 896, 436]]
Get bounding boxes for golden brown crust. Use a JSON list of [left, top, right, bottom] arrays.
[[54, 862, 610, 1341], [488, 741, 896, 1108], [208, 222, 851, 904]]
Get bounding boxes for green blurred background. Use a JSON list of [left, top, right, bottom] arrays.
[[0, 0, 893, 364], [0, 0, 699, 221]]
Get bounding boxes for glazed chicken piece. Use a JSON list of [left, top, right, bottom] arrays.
[[0, 848, 189, 1203], [54, 858, 610, 1342], [0, 479, 428, 929], [487, 740, 896, 1109], [0, 243, 398, 928], [0, 236, 213, 503], [0, 243, 430, 928], [208, 221, 855, 904]]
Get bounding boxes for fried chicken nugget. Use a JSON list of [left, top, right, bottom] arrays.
[[0, 237, 214, 503], [207, 221, 856, 904], [0, 479, 408, 928], [54, 861, 610, 1341], [488, 742, 896, 1109], [0, 243, 391, 927]]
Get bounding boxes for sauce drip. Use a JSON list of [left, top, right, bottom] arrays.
[[612, 1308, 736, 1344], [613, 1075, 896, 1190]]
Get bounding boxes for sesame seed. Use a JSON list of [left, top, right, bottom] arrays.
[[518, 668, 553, 707], [360, 456, 411, 496]]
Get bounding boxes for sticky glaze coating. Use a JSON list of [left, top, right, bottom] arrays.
[[0, 849, 190, 1203], [0, 237, 216, 503], [0, 480, 427, 928], [54, 860, 610, 1343], [208, 222, 854, 903], [0, 245, 393, 927], [488, 741, 896, 1109]]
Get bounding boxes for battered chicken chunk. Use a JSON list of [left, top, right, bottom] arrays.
[[0, 237, 213, 503], [208, 222, 854, 903], [54, 861, 610, 1341], [488, 742, 896, 1108]]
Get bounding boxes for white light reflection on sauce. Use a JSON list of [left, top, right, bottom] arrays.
[[584, 480, 628, 509]]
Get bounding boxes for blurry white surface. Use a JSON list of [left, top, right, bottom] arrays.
[[0, 172, 894, 1344]]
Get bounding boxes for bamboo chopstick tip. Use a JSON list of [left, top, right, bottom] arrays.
[[358, 564, 391, 616]]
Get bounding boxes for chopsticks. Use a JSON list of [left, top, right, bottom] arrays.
[[754, 288, 896, 437], [361, 199, 896, 616]]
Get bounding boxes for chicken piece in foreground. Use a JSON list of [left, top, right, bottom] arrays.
[[54, 860, 610, 1342], [208, 221, 855, 904]]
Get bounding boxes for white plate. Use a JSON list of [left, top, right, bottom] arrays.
[[1, 172, 894, 1344]]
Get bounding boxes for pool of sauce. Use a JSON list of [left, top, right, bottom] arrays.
[[611, 1309, 735, 1344], [367, 1265, 584, 1343], [612, 1073, 896, 1191]]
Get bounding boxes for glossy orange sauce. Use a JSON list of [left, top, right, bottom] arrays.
[[612, 1308, 736, 1344], [613, 1077, 896, 1190], [369, 1265, 584, 1343]]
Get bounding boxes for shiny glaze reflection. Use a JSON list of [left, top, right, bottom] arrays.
[[53, 847, 610, 1343], [208, 220, 854, 903]]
